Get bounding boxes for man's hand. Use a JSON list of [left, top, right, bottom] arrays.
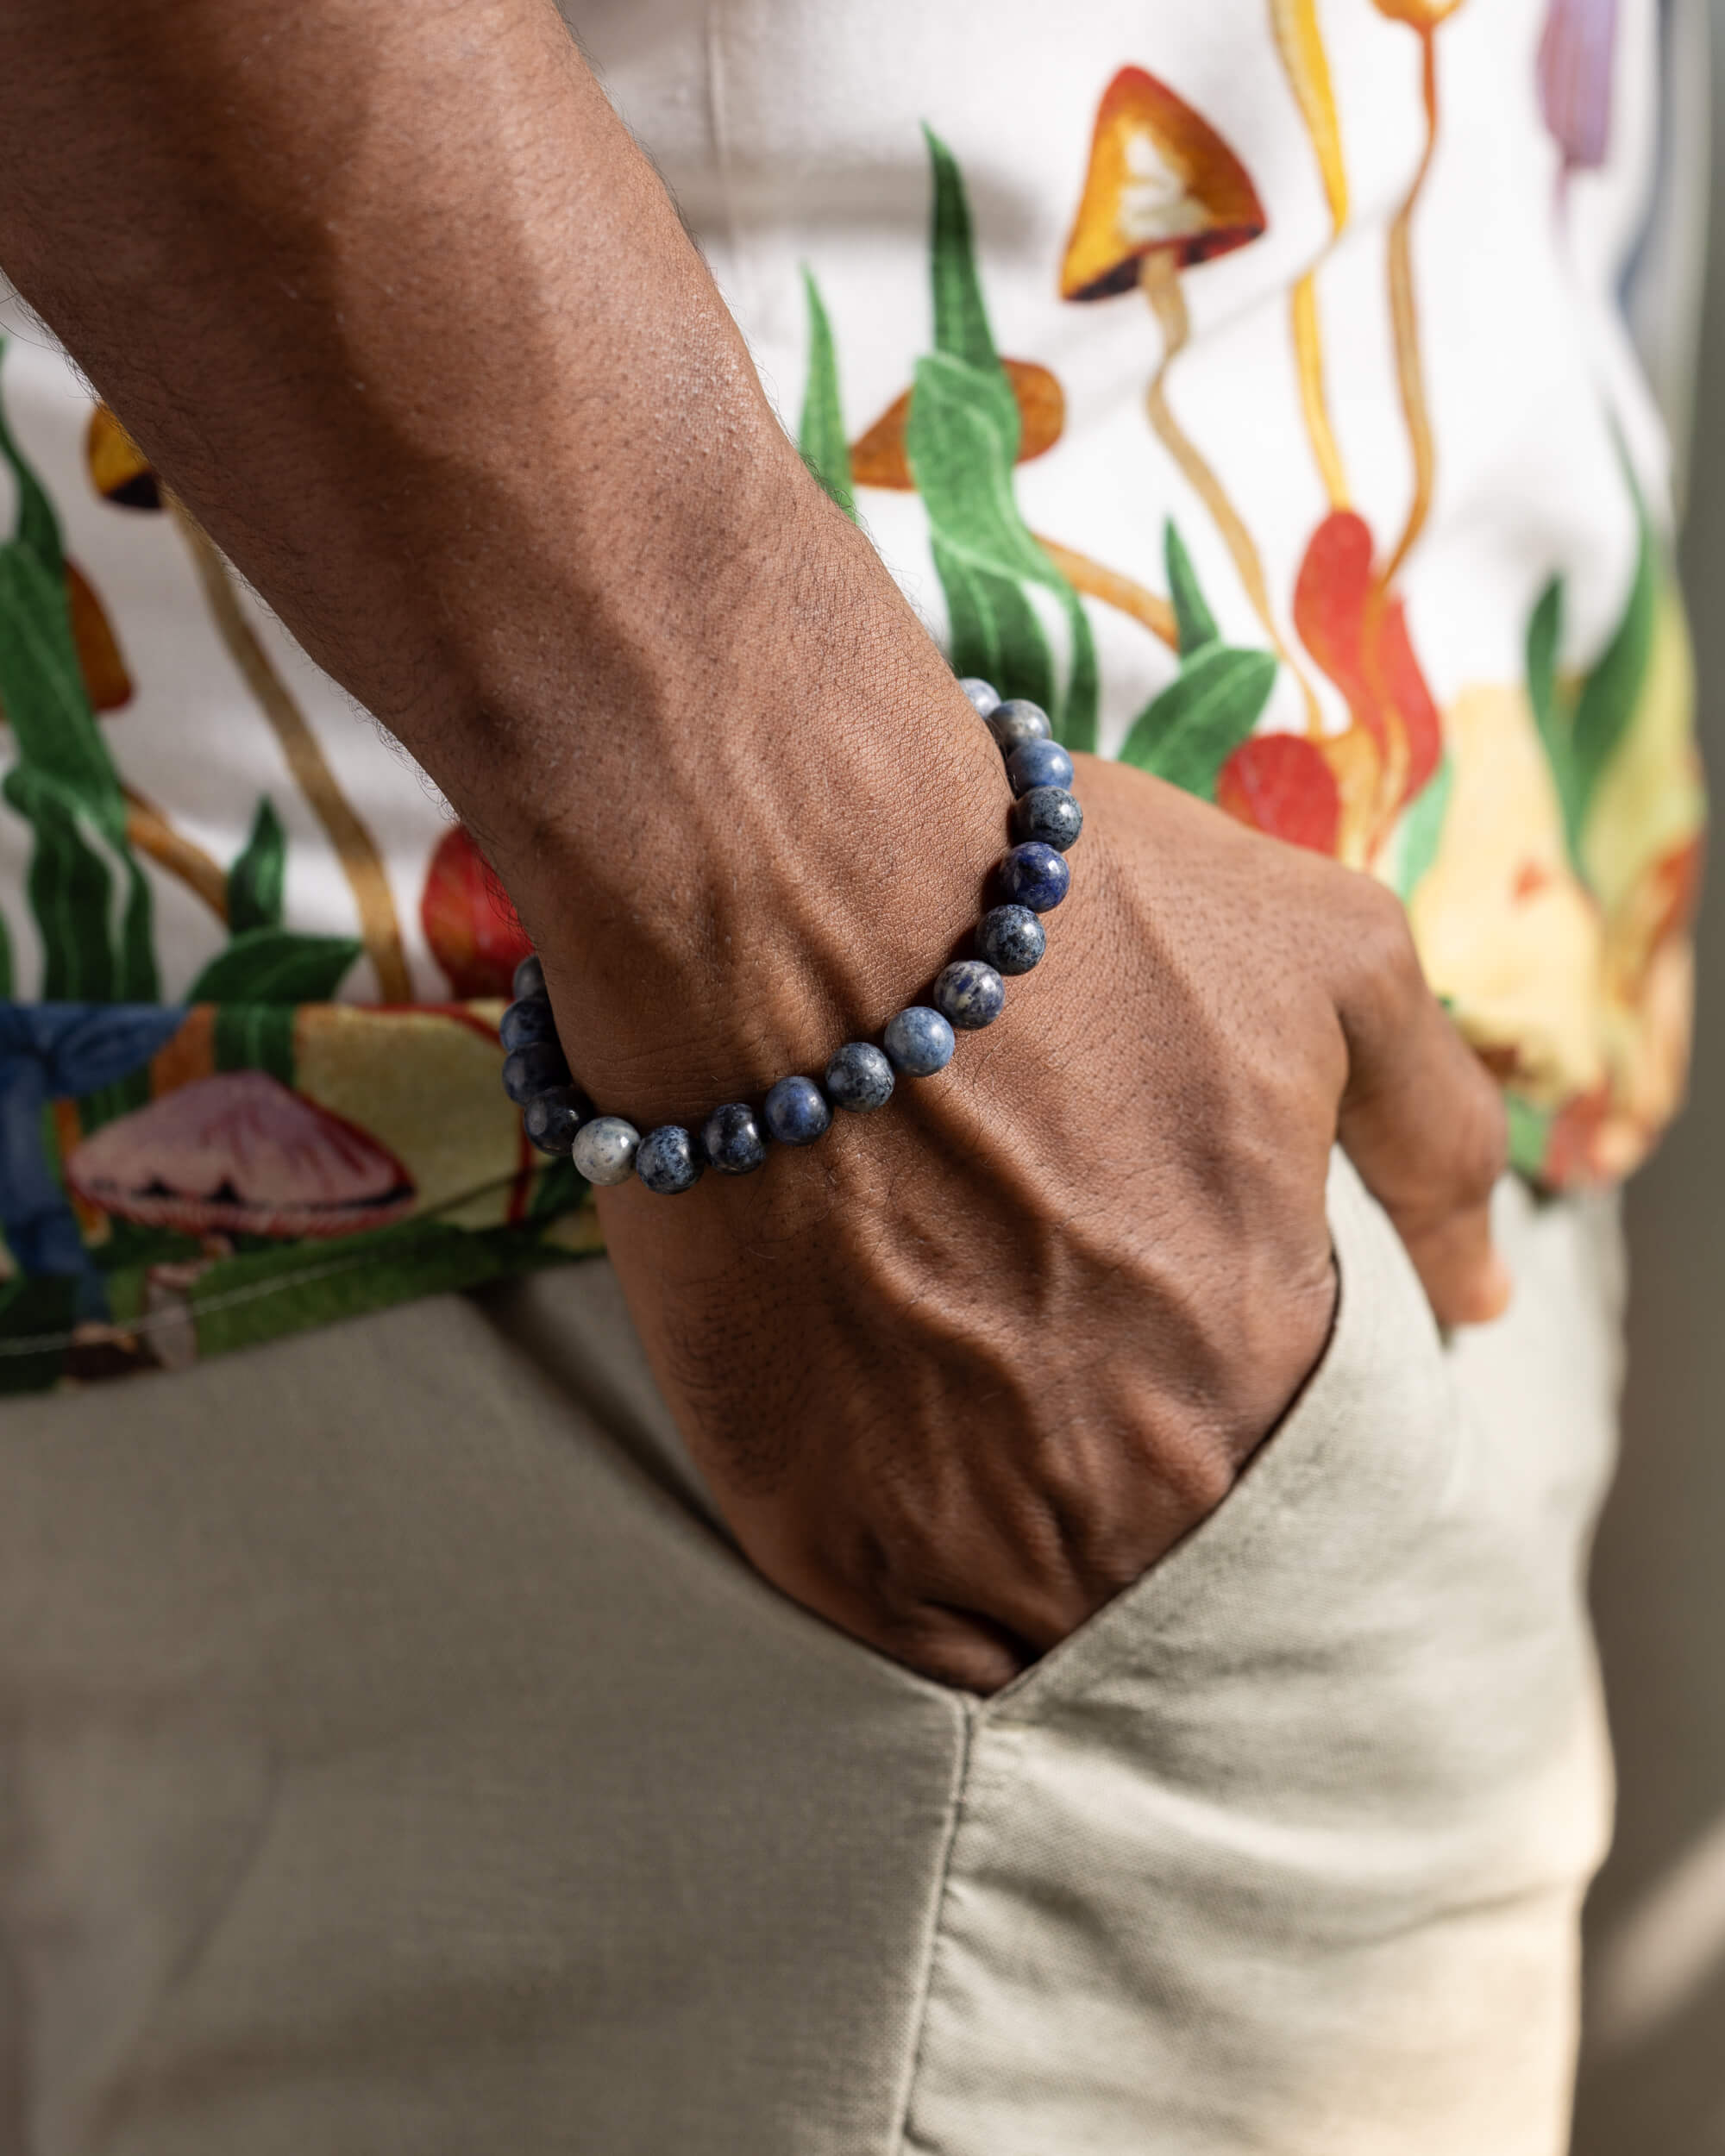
[[0, 0, 1508, 1691], [579, 731, 1506, 1692]]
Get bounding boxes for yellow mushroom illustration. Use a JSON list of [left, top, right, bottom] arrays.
[[1370, 0, 1469, 590]]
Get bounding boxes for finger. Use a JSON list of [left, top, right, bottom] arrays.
[[1329, 881, 1512, 1327]]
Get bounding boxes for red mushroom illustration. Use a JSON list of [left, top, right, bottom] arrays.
[[1060, 67, 1316, 719], [65, 1069, 416, 1240], [420, 823, 536, 1000]]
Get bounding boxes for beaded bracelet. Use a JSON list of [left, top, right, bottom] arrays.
[[498, 678, 1082, 1194]]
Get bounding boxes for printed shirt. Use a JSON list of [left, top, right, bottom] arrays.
[[0, 0, 1703, 1388]]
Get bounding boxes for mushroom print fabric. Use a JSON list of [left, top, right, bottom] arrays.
[[0, 0, 1703, 1386]]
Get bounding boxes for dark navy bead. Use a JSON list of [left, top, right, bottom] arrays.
[[932, 960, 1006, 1031], [1007, 737, 1075, 795], [883, 1006, 956, 1076], [702, 1102, 768, 1175], [998, 841, 1070, 913], [499, 993, 558, 1053], [825, 1041, 895, 1112], [975, 903, 1046, 975], [573, 1115, 640, 1186], [501, 1039, 571, 1104], [987, 699, 1052, 755], [763, 1075, 831, 1147], [511, 952, 546, 1001], [636, 1124, 704, 1194], [523, 1086, 589, 1155], [1012, 785, 1084, 853], [959, 676, 1000, 718]]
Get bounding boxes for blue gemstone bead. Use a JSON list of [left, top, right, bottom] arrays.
[[998, 842, 1070, 913], [523, 1086, 589, 1155], [987, 699, 1052, 755], [636, 1124, 703, 1194], [501, 1038, 571, 1104], [499, 993, 558, 1053], [825, 1041, 895, 1112], [883, 1006, 957, 1076], [959, 676, 1000, 718], [1012, 785, 1084, 853], [702, 1101, 768, 1175], [763, 1075, 831, 1147], [932, 960, 1006, 1031], [572, 1115, 640, 1186], [511, 952, 546, 1001], [975, 904, 1046, 975], [1007, 737, 1075, 795]]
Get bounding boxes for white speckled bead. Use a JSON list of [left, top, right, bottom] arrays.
[[933, 960, 1007, 1031], [572, 1115, 640, 1187], [959, 676, 1000, 718]]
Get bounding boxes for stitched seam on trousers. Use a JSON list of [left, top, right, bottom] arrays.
[[887, 1694, 976, 2156]]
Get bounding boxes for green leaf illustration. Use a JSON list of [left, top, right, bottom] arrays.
[[3, 765, 122, 1001], [912, 130, 1097, 752], [1526, 574, 1578, 842], [1525, 461, 1660, 879], [906, 350, 1098, 751], [1391, 754, 1452, 902], [228, 796, 287, 934], [187, 1217, 574, 1362], [1165, 521, 1219, 657], [0, 347, 64, 578], [932, 539, 1057, 713], [925, 125, 1001, 379], [188, 926, 361, 1006], [1119, 644, 1277, 797], [797, 268, 855, 521], [1571, 497, 1656, 817], [0, 339, 157, 1009], [213, 1002, 298, 1086]]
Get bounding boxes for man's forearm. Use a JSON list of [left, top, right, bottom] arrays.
[[0, 0, 1004, 1108]]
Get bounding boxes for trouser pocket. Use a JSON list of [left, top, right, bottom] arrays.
[[899, 1151, 1619, 2156]]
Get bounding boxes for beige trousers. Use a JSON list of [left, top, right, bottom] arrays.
[[0, 1156, 1623, 2155]]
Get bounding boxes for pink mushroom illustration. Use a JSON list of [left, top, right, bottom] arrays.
[[66, 1069, 416, 1240]]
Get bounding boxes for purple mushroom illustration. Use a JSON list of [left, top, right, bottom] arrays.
[[66, 1069, 416, 1241]]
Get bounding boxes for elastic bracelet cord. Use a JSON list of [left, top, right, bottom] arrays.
[[498, 679, 1082, 1194]]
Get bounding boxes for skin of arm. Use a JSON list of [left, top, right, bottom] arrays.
[[0, 0, 1510, 1688]]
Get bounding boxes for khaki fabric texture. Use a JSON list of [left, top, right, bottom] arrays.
[[0, 1156, 1622, 2155]]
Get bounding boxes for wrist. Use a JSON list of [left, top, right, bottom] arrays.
[[470, 499, 1012, 1119]]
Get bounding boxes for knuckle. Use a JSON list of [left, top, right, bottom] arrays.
[[1345, 877, 1424, 1000], [1450, 1062, 1510, 1197]]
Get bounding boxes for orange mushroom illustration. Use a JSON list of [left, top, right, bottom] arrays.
[[86, 402, 160, 511], [851, 358, 1065, 489], [1059, 68, 1314, 710], [66, 1069, 416, 1240]]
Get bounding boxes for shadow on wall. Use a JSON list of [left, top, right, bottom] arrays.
[[1573, 1, 1725, 2150]]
